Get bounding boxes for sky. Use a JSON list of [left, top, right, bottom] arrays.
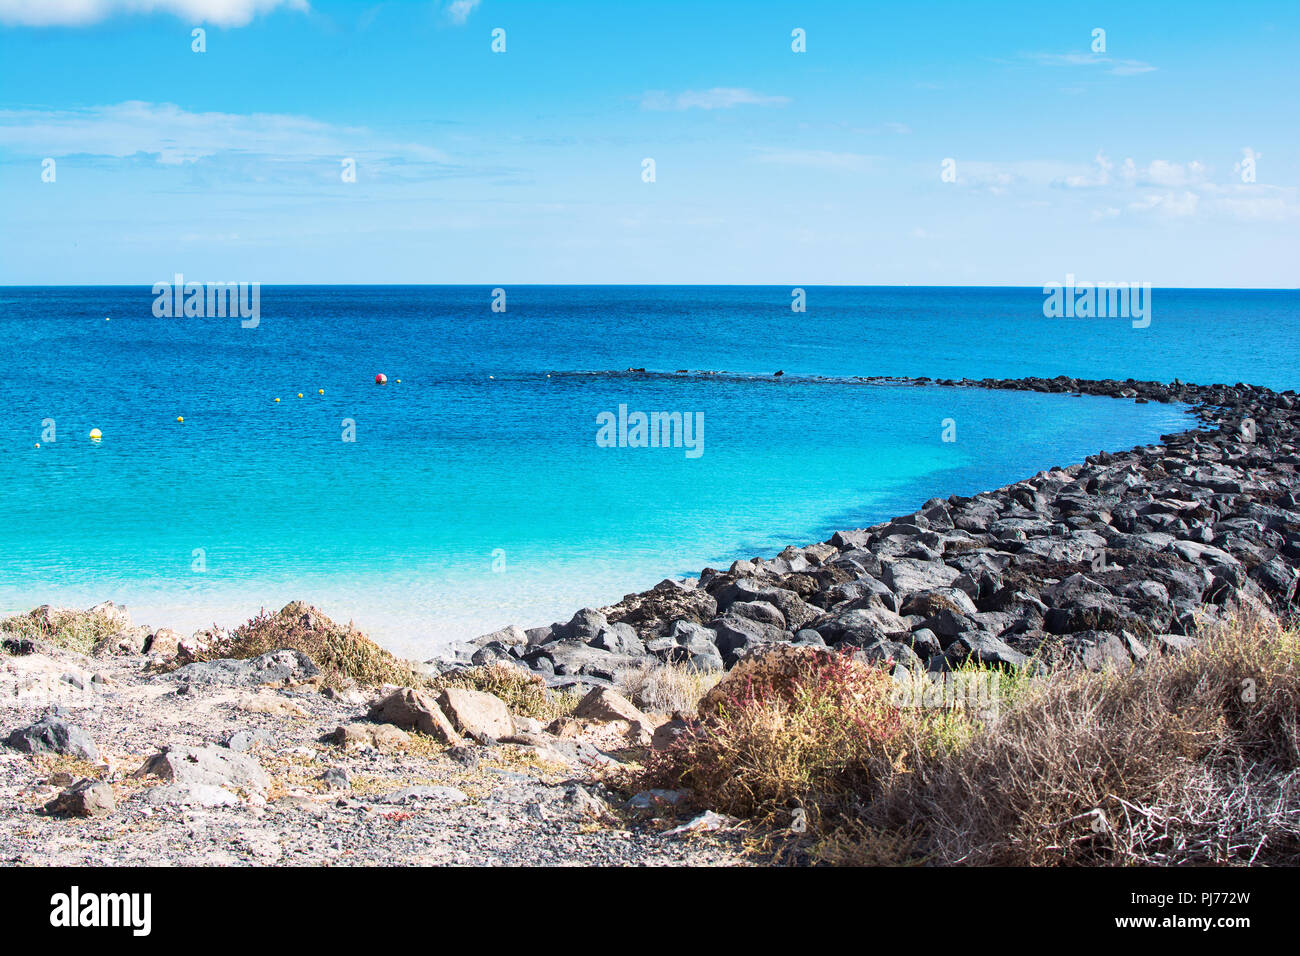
[[0, 0, 1296, 286]]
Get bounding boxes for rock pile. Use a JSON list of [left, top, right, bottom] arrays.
[[450, 376, 1299, 685]]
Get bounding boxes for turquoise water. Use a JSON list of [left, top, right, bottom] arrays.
[[1, 286, 1293, 655]]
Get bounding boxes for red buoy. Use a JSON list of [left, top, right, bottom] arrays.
[[375, 373, 387, 385]]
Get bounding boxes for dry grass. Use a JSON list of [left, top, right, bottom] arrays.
[[615, 660, 721, 715], [177, 601, 424, 691], [640, 613, 1300, 866], [0, 606, 122, 655]]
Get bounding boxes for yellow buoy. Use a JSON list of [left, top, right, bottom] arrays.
[[177, 416, 184, 422], [318, 389, 324, 395], [396, 379, 401, 384], [275, 397, 280, 403], [89, 428, 102, 441], [298, 393, 303, 398]]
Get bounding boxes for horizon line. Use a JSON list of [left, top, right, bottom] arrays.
[[2, 283, 1297, 291]]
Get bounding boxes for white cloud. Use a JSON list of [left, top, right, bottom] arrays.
[[1061, 150, 1113, 188], [0, 100, 449, 166], [1143, 159, 1206, 187], [954, 159, 1085, 192], [1056, 154, 1208, 190], [641, 88, 790, 111], [1128, 191, 1200, 217], [445, 0, 479, 24], [1199, 183, 1300, 222], [1049, 152, 1297, 222], [0, 0, 307, 27], [752, 147, 872, 171], [1026, 52, 1156, 76]]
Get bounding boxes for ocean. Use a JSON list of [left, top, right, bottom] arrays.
[[1, 285, 1295, 657]]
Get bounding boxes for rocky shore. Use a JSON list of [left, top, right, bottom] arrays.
[[451, 375, 1298, 686], [2, 374, 1297, 866]]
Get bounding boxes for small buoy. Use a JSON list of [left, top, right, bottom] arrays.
[[318, 389, 324, 395], [297, 393, 303, 398], [396, 379, 401, 384], [89, 428, 102, 441], [34, 443, 39, 448], [176, 416, 184, 422], [375, 373, 387, 385], [275, 397, 280, 403], [104, 317, 110, 322], [489, 375, 495, 380]]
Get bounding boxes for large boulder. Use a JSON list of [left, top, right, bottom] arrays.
[[550, 608, 610, 643], [710, 580, 821, 629], [711, 615, 788, 666], [526, 641, 645, 681], [45, 779, 115, 818], [367, 688, 462, 744], [4, 714, 100, 761], [601, 579, 719, 636], [435, 687, 514, 740], [646, 620, 724, 671], [943, 632, 1028, 669], [133, 744, 269, 795], [573, 687, 654, 741], [879, 558, 961, 595], [471, 624, 529, 648], [816, 606, 908, 646], [168, 649, 320, 688]]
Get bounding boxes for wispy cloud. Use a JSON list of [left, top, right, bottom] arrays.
[[444, 0, 479, 24], [1026, 52, 1157, 76], [0, 0, 308, 27], [0, 101, 449, 167], [1055, 152, 1209, 190], [641, 88, 790, 111], [1051, 152, 1298, 222], [752, 147, 872, 171]]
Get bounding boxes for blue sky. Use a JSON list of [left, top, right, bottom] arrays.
[[0, 0, 1296, 286]]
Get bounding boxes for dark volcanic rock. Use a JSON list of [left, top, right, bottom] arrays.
[[498, 376, 1300, 687], [5, 714, 100, 761]]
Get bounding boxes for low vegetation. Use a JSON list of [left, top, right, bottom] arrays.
[[615, 660, 722, 715], [0, 605, 124, 655], [169, 603, 582, 716], [640, 614, 1300, 865], [179, 601, 425, 691], [429, 662, 580, 722]]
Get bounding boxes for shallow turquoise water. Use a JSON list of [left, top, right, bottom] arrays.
[[2, 285, 1291, 654]]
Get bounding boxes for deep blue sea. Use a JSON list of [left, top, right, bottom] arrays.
[[1, 286, 1295, 656]]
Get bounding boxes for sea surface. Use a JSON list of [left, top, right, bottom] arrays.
[[1, 286, 1295, 657]]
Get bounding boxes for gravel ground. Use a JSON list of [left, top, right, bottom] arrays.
[[0, 643, 749, 867]]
